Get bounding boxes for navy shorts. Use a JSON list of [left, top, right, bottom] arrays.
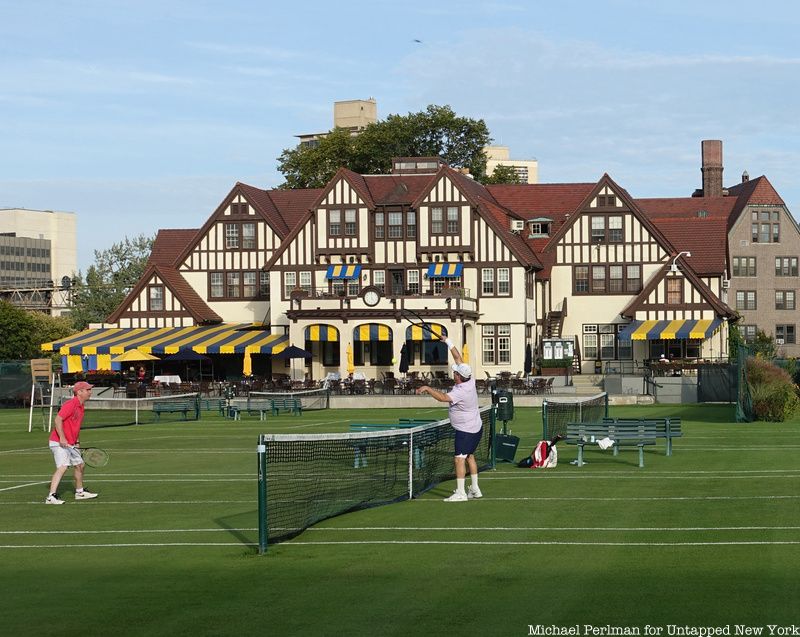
[[454, 429, 482, 456]]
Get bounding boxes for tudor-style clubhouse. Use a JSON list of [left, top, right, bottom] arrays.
[[43, 141, 799, 391]]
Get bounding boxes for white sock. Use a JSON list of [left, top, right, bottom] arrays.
[[470, 474, 479, 490], [456, 478, 466, 494], [76, 488, 84, 493]]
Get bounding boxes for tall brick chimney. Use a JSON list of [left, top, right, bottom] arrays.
[[701, 140, 723, 197]]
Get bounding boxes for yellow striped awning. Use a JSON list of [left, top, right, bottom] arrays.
[[405, 323, 447, 341], [41, 324, 289, 355], [304, 324, 340, 342], [352, 323, 393, 342], [618, 319, 723, 341]]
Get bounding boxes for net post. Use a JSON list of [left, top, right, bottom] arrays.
[[408, 432, 414, 499], [604, 393, 609, 419], [257, 436, 268, 555], [490, 405, 497, 469], [542, 399, 548, 440]]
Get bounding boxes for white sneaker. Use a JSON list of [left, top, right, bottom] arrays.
[[75, 490, 98, 500], [45, 493, 64, 505], [467, 487, 483, 499], [443, 490, 468, 502]]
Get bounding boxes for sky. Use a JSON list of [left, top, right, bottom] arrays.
[[2, 0, 800, 273]]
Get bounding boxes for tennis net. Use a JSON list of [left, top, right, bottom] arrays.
[[247, 388, 330, 414], [542, 392, 608, 439], [257, 405, 495, 552], [55, 392, 201, 428]]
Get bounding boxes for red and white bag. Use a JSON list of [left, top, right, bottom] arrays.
[[532, 440, 558, 468]]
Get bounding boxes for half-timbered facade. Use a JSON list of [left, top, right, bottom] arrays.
[[48, 141, 799, 380]]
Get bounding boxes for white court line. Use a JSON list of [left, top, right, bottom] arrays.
[[282, 540, 800, 547], [299, 525, 800, 532], [2, 525, 799, 536], [4, 540, 800, 549], [0, 543, 256, 548], [0, 481, 48, 492], [0, 500, 254, 505]]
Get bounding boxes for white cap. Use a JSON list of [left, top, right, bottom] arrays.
[[451, 363, 472, 379]]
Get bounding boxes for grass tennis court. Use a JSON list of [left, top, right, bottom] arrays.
[[2, 403, 799, 636]]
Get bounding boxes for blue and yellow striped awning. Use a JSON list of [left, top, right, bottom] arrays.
[[326, 265, 362, 279], [352, 323, 393, 342], [618, 319, 723, 341], [41, 324, 289, 356], [304, 324, 340, 342], [405, 323, 447, 341], [426, 263, 463, 278]]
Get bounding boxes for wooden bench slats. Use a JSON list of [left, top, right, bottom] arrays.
[[152, 401, 196, 421]]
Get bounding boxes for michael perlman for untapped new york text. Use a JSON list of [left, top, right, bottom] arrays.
[[528, 625, 800, 637]]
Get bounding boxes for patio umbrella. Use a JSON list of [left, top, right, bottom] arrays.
[[462, 342, 470, 363], [273, 344, 312, 381], [111, 349, 159, 363], [398, 342, 410, 375], [243, 351, 253, 377], [346, 343, 355, 375], [162, 350, 212, 381], [524, 343, 533, 376]]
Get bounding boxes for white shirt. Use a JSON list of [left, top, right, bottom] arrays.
[[446, 377, 482, 433]]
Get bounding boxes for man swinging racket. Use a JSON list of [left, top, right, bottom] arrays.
[[45, 381, 99, 505], [416, 334, 483, 502]]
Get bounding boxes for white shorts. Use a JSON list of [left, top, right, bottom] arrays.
[[49, 442, 83, 468]]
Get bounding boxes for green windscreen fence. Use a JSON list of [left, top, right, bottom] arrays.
[[735, 345, 754, 423], [0, 361, 32, 405]]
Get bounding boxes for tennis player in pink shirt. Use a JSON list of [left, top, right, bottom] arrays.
[[416, 334, 483, 502]]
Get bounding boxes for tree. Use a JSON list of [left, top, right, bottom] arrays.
[[277, 105, 492, 188], [0, 301, 74, 360], [484, 164, 522, 185], [69, 235, 154, 330]]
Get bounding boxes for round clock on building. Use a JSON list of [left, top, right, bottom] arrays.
[[362, 287, 381, 307]]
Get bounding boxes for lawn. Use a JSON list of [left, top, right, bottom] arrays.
[[1, 402, 798, 636]]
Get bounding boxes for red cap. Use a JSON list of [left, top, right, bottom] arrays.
[[73, 381, 94, 393]]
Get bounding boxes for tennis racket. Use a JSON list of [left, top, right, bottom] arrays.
[[73, 446, 109, 468], [400, 308, 440, 338]]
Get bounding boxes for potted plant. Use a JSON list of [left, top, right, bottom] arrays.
[[540, 357, 573, 376]]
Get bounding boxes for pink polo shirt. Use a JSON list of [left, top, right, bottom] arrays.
[[446, 377, 482, 433]]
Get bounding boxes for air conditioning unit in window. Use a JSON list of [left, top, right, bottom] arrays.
[[776, 338, 785, 345], [510, 219, 524, 232], [721, 279, 730, 289]]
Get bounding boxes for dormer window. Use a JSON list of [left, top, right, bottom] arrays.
[[527, 218, 552, 237]]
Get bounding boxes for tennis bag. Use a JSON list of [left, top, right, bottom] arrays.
[[517, 436, 562, 469]]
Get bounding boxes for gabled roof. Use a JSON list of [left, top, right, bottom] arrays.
[[146, 229, 199, 267], [106, 264, 222, 325], [410, 165, 495, 210], [620, 262, 735, 320], [107, 229, 222, 325], [725, 175, 788, 232], [310, 167, 376, 210], [361, 174, 433, 205], [637, 197, 735, 276]]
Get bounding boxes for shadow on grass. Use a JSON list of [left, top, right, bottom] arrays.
[[215, 510, 259, 549]]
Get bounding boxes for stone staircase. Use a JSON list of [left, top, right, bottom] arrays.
[[570, 373, 604, 396]]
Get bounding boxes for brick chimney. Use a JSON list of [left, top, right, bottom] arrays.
[[701, 140, 723, 197]]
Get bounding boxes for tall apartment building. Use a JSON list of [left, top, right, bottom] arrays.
[[484, 145, 539, 184], [0, 208, 77, 315], [296, 98, 378, 148]]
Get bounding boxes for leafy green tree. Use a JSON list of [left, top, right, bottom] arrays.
[[70, 235, 154, 330], [484, 164, 522, 185], [277, 105, 492, 188], [751, 329, 778, 360], [0, 301, 74, 359]]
